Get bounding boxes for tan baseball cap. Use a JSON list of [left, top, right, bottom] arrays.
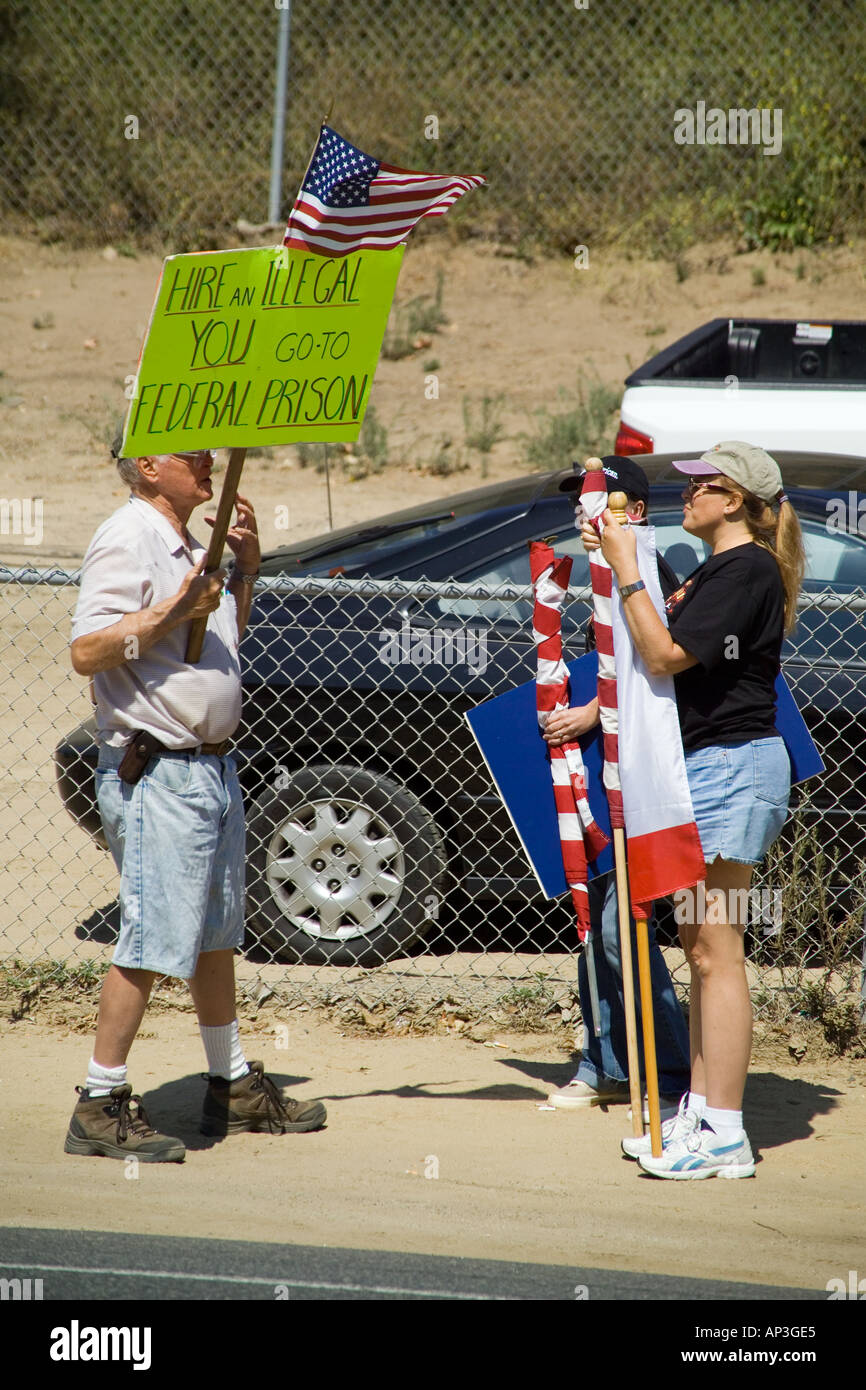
[[673, 441, 786, 504]]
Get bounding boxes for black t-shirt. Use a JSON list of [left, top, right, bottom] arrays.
[[665, 543, 785, 752]]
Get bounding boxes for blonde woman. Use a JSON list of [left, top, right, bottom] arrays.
[[582, 442, 805, 1179]]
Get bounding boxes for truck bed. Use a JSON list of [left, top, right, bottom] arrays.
[[625, 318, 866, 387]]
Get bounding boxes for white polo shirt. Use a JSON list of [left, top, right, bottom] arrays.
[[71, 496, 243, 748]]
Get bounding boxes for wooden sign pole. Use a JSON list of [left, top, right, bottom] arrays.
[[185, 447, 247, 663]]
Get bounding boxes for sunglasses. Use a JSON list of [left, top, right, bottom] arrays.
[[682, 478, 732, 501], [170, 450, 215, 464]]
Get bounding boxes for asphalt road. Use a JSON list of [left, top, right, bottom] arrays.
[[0, 1227, 825, 1301]]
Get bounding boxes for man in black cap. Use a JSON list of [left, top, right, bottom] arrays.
[[543, 457, 691, 1117]]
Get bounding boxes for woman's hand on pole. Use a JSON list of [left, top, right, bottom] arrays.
[[598, 507, 638, 578]]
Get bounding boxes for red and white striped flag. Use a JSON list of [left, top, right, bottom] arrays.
[[579, 470, 704, 917], [285, 125, 485, 257], [531, 541, 609, 939]]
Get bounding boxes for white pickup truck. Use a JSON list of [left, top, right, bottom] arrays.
[[615, 318, 866, 458]]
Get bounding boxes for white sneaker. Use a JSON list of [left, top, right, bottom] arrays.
[[621, 1094, 698, 1160], [637, 1123, 756, 1180], [627, 1093, 683, 1126], [547, 1078, 628, 1110]]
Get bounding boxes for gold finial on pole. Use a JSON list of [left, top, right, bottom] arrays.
[[608, 490, 629, 524], [583, 456, 604, 472]]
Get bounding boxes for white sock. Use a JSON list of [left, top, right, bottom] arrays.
[[86, 1057, 127, 1097], [703, 1105, 745, 1139], [687, 1091, 707, 1118], [200, 1019, 249, 1081]]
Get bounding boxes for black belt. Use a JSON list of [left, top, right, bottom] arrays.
[[118, 732, 231, 785], [162, 739, 232, 757]]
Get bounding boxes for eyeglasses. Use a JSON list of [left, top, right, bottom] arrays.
[[170, 450, 214, 465], [682, 478, 732, 502]]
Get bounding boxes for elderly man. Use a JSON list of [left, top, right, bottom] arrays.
[[64, 440, 326, 1163]]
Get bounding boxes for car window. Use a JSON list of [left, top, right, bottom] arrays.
[[433, 507, 866, 630], [438, 512, 698, 626], [801, 521, 866, 586], [285, 513, 468, 576], [436, 523, 592, 630], [436, 547, 536, 625], [651, 514, 710, 579]]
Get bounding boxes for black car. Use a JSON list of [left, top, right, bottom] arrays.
[[55, 453, 866, 966]]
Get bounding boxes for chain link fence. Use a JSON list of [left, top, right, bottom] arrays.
[[2, 1, 865, 252], [2, 566, 865, 1042]]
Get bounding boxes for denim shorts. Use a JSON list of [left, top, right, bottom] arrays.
[[96, 743, 245, 979], [684, 737, 791, 867]]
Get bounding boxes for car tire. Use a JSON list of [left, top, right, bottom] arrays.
[[245, 763, 447, 966]]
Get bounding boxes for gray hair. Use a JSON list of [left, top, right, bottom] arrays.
[[116, 455, 143, 489]]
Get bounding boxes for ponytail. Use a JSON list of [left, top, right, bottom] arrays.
[[740, 490, 805, 634]]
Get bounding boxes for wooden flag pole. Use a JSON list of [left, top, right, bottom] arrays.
[[636, 915, 664, 1156], [599, 483, 643, 1135], [612, 825, 644, 1136], [185, 447, 247, 663]]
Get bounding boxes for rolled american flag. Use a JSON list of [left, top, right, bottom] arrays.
[[530, 541, 609, 940], [578, 468, 625, 831]]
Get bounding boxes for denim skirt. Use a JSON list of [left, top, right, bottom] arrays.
[[684, 737, 791, 866]]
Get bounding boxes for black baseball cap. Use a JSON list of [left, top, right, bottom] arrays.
[[558, 455, 650, 507]]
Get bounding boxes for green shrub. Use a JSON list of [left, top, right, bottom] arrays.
[[523, 375, 620, 473]]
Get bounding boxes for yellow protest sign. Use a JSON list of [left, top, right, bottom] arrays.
[[120, 244, 404, 455]]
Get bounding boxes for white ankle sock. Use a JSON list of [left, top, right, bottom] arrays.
[[703, 1105, 744, 1139], [687, 1091, 707, 1117], [200, 1019, 249, 1081], [86, 1057, 127, 1097]]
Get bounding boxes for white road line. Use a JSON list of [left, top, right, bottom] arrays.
[[0, 1261, 501, 1300]]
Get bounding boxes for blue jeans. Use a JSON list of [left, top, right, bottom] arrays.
[[576, 871, 691, 1097]]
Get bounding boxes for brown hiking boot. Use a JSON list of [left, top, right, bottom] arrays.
[[201, 1060, 327, 1136], [64, 1085, 185, 1163]]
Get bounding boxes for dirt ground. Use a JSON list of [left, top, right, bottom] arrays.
[[0, 1009, 864, 1292], [2, 230, 865, 566]]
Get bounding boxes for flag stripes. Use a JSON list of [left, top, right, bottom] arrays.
[[530, 541, 609, 939], [284, 126, 485, 257]]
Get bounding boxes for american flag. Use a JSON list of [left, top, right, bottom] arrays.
[[579, 466, 704, 918], [530, 541, 608, 939], [284, 125, 485, 257]]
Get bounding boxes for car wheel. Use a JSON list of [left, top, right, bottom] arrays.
[[245, 763, 447, 966]]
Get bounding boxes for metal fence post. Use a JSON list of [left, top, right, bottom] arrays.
[[268, 2, 292, 226]]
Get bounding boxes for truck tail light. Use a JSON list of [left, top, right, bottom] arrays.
[[615, 423, 654, 455]]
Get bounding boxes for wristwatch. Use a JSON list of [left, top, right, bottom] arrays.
[[619, 580, 646, 600], [231, 564, 259, 586]]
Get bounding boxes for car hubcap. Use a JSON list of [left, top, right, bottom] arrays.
[[265, 796, 406, 941]]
